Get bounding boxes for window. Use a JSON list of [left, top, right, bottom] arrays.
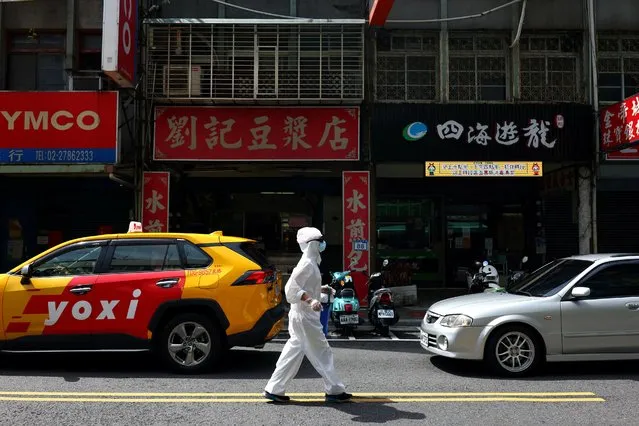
[[238, 242, 270, 268], [519, 34, 581, 102], [108, 244, 181, 273], [183, 242, 212, 269], [78, 33, 102, 71], [597, 34, 639, 103], [70, 32, 104, 90], [579, 263, 639, 299], [449, 34, 508, 101], [508, 259, 593, 297], [32, 244, 104, 277], [375, 31, 439, 102], [7, 32, 66, 91]]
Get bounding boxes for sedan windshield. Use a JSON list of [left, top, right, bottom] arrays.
[[508, 259, 593, 297]]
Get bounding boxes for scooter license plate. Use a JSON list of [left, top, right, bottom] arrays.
[[377, 309, 395, 319], [339, 314, 359, 325]]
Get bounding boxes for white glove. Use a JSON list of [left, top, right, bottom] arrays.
[[309, 299, 322, 312]]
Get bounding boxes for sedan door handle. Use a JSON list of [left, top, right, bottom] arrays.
[[70, 285, 93, 295], [156, 278, 180, 288], [626, 303, 639, 310]]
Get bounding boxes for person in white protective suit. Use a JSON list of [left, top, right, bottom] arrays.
[[263, 227, 352, 404]]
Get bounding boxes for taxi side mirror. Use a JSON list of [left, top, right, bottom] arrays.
[[20, 264, 32, 285]]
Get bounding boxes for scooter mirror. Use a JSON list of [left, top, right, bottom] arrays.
[[474, 261, 481, 267], [482, 260, 489, 267], [522, 256, 529, 264], [383, 259, 389, 267]]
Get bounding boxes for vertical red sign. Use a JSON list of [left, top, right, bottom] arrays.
[[117, 0, 137, 84], [343, 171, 370, 304], [141, 171, 170, 233], [600, 93, 639, 160]]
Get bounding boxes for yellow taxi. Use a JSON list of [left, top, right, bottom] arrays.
[[0, 222, 284, 373]]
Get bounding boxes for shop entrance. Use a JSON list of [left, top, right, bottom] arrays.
[[376, 178, 540, 289]]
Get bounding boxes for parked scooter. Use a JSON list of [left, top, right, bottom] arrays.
[[329, 270, 361, 335], [366, 259, 399, 336], [467, 260, 501, 293]]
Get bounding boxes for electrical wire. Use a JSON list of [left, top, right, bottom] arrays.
[[386, 0, 523, 23], [208, 0, 524, 24], [209, 0, 304, 19]]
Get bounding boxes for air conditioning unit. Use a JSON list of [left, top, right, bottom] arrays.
[[162, 65, 202, 97]]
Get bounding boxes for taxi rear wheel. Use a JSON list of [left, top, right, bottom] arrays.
[[157, 313, 222, 374]]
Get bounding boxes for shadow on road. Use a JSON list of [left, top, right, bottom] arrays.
[[430, 355, 639, 380], [282, 400, 426, 423]]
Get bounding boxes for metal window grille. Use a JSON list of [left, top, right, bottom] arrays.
[[597, 34, 639, 104], [448, 34, 508, 102], [519, 34, 582, 102], [145, 19, 365, 104], [375, 31, 439, 102]]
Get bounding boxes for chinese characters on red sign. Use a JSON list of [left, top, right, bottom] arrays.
[[141, 172, 170, 233], [343, 171, 370, 278], [154, 107, 360, 161], [600, 94, 639, 160]]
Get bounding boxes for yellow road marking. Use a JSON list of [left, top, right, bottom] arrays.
[[0, 391, 606, 403], [0, 391, 598, 397], [0, 396, 605, 403]]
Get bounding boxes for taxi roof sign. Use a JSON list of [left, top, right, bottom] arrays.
[[128, 221, 143, 233]]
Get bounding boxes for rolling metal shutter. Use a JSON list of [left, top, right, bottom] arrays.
[[597, 191, 639, 253]]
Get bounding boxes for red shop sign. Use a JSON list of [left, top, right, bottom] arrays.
[[141, 171, 170, 233], [600, 93, 639, 160], [153, 106, 360, 161], [343, 171, 370, 275]]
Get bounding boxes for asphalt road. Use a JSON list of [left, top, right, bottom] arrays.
[[0, 338, 635, 425]]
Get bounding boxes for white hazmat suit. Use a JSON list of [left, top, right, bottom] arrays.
[[264, 227, 348, 400]]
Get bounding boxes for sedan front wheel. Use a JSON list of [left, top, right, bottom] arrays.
[[485, 325, 542, 377]]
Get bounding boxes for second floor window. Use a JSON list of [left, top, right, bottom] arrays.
[[519, 34, 582, 102], [7, 32, 66, 91], [598, 34, 639, 103], [448, 34, 509, 101], [375, 32, 439, 102]]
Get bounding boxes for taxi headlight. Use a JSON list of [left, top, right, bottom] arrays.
[[440, 314, 473, 328]]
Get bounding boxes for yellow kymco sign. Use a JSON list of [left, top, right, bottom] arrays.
[[425, 161, 543, 177]]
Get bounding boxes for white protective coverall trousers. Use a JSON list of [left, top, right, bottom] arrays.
[[264, 227, 346, 396]]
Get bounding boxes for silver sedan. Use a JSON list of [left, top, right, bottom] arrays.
[[420, 254, 639, 377]]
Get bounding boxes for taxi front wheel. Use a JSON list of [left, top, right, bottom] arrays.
[[158, 313, 222, 374]]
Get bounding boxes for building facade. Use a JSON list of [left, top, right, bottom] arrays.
[[368, 0, 638, 288], [1, 0, 638, 292]]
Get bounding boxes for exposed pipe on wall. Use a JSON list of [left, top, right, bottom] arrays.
[[509, 0, 527, 48], [586, 0, 599, 253], [65, 0, 76, 88]]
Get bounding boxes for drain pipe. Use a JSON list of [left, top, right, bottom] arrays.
[[586, 0, 599, 253]]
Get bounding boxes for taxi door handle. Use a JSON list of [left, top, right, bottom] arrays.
[[70, 285, 93, 295], [156, 278, 180, 288], [626, 303, 639, 310]]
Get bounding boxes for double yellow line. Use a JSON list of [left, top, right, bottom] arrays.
[[0, 391, 605, 403]]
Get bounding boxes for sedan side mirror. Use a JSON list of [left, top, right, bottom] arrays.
[[20, 264, 33, 285], [571, 286, 591, 298]]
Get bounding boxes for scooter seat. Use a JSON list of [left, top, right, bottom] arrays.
[[340, 288, 356, 299]]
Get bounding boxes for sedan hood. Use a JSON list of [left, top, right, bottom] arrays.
[[428, 292, 533, 317]]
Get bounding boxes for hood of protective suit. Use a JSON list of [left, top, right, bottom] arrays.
[[297, 227, 323, 264]]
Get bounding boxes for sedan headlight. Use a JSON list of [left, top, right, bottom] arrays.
[[440, 314, 473, 328]]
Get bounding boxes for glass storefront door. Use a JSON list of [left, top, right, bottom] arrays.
[[375, 198, 444, 288]]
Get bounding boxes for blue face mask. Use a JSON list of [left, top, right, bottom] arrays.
[[319, 240, 327, 252]]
